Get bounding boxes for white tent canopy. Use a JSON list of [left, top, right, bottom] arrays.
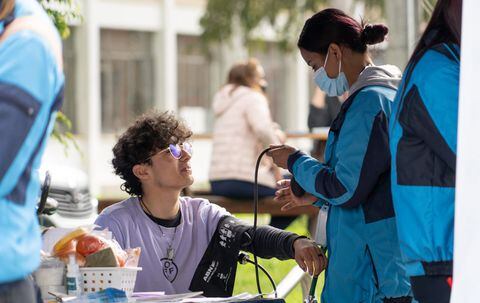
[[451, 0, 480, 302]]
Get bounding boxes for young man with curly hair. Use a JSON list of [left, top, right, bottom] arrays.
[[95, 111, 326, 296]]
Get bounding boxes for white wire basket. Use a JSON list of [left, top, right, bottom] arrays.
[[79, 267, 141, 297]]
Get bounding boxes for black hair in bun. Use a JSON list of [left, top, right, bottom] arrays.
[[361, 23, 389, 45]]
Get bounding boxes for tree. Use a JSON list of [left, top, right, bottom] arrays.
[[40, 0, 80, 39], [200, 0, 327, 52], [200, 0, 389, 52]]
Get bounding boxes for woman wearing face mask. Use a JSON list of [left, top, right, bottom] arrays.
[[267, 9, 412, 302], [389, 0, 461, 302]]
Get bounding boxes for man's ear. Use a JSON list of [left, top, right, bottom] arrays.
[[132, 164, 150, 181]]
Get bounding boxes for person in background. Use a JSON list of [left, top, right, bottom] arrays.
[[0, 0, 64, 302], [95, 111, 326, 296], [267, 8, 412, 302], [208, 59, 296, 230], [389, 0, 462, 302]]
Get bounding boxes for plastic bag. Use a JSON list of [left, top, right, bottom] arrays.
[[77, 235, 108, 257], [124, 247, 141, 268], [50, 226, 138, 268], [53, 227, 92, 266], [53, 226, 93, 256], [105, 238, 127, 267]]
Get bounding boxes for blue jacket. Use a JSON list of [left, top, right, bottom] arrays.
[[389, 43, 459, 277], [289, 65, 411, 302], [0, 0, 64, 283]]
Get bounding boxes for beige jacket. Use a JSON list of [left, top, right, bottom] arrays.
[[209, 84, 282, 188]]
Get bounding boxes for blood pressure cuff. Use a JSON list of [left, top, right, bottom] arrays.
[[189, 215, 250, 297]]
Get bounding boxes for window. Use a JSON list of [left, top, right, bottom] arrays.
[[177, 35, 212, 132], [177, 35, 212, 109], [250, 43, 289, 128], [100, 29, 154, 133]]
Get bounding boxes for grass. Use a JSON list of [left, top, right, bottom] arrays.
[[232, 214, 325, 303]]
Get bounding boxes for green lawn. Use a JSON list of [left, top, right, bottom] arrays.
[[232, 215, 325, 303]]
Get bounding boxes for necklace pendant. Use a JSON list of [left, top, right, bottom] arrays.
[[167, 247, 175, 260]]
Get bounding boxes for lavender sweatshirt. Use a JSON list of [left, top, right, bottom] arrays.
[[94, 196, 230, 294]]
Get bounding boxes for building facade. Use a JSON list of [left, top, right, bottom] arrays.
[[44, 0, 311, 199]]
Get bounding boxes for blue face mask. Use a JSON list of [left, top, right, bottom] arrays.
[[313, 51, 349, 97]]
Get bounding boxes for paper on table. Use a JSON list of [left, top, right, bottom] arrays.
[[182, 292, 255, 302], [132, 291, 203, 302], [132, 291, 165, 298]]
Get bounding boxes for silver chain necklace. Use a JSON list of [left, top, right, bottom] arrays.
[[140, 197, 178, 260]]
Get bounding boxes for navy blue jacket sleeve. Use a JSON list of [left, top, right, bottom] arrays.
[[0, 31, 63, 198]]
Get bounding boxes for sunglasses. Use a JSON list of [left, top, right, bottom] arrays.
[[144, 142, 193, 162]]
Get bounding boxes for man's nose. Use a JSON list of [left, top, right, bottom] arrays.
[[180, 149, 191, 161]]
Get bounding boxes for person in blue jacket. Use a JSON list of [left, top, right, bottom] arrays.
[[389, 0, 462, 302], [0, 0, 64, 301], [268, 9, 412, 303]]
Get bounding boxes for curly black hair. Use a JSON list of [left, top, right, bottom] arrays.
[[112, 111, 193, 196]]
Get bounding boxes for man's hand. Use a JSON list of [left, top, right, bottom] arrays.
[[275, 179, 318, 211], [293, 238, 327, 276], [266, 144, 298, 169]]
